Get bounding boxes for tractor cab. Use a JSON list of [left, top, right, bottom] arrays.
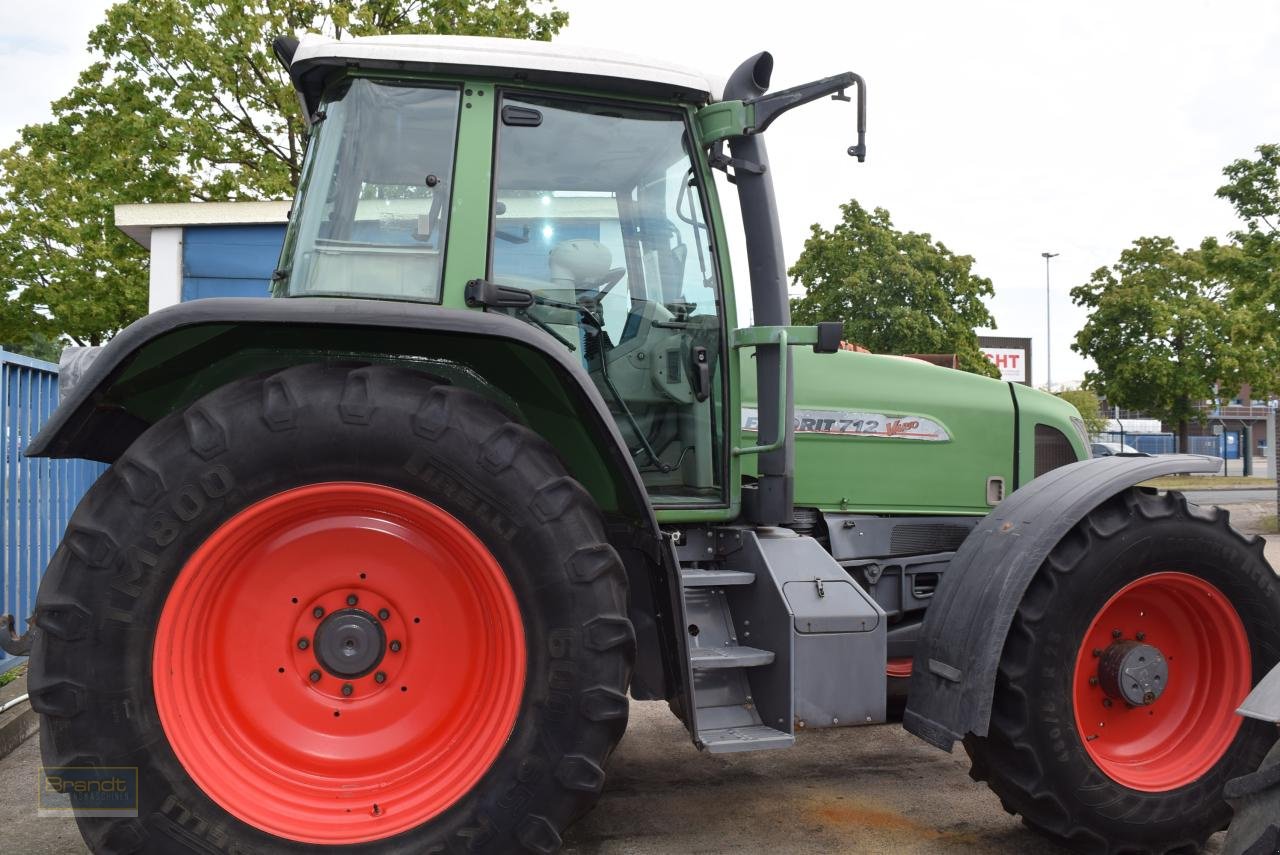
[[275, 35, 861, 512], [276, 38, 735, 506]]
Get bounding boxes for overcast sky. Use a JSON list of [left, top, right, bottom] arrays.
[[4, 1, 1279, 388]]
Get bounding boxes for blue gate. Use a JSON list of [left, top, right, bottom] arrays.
[[2, 350, 106, 667]]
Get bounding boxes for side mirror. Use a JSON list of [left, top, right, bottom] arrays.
[[814, 321, 843, 354]]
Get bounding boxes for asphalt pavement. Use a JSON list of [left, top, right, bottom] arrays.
[[0, 701, 1230, 855], [1185, 488, 1277, 505]]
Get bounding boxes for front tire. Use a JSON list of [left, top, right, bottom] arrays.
[[29, 363, 634, 854], [965, 489, 1280, 854]]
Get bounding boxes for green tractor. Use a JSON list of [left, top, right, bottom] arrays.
[[16, 34, 1280, 855]]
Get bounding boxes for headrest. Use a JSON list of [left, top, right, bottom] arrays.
[[549, 239, 612, 287]]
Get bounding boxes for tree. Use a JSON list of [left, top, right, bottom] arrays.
[[0, 0, 567, 346], [1209, 144, 1280, 390], [789, 200, 1000, 377], [1070, 237, 1254, 449], [1055, 387, 1107, 437]]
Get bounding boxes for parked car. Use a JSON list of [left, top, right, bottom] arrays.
[[1091, 441, 1141, 458]]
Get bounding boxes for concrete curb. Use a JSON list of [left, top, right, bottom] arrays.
[[0, 672, 37, 762]]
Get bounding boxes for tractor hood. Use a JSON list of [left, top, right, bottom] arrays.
[[741, 348, 1087, 516]]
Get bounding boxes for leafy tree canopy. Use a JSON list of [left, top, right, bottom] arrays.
[[0, 0, 567, 346], [789, 200, 999, 377], [1070, 236, 1256, 445]]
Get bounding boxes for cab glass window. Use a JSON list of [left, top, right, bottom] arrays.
[[277, 78, 460, 302], [490, 94, 725, 505]]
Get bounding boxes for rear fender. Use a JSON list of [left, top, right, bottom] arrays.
[[27, 297, 686, 704], [903, 454, 1221, 751], [1240, 663, 1280, 723]]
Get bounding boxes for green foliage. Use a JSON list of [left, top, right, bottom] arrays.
[[1070, 237, 1253, 441], [0, 331, 66, 363], [0, 0, 567, 346], [1054, 387, 1107, 437], [789, 200, 1000, 378], [1210, 144, 1280, 392]]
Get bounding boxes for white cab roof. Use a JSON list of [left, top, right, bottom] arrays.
[[290, 34, 721, 104]]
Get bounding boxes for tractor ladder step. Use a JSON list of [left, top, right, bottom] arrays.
[[699, 724, 795, 754], [679, 567, 756, 587], [689, 645, 775, 670]]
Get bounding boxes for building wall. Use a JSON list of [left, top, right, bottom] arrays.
[[181, 225, 284, 301]]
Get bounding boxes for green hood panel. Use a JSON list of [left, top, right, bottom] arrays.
[[741, 348, 1020, 515]]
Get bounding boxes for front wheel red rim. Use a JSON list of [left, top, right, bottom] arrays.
[[1072, 571, 1251, 792], [152, 482, 526, 844]]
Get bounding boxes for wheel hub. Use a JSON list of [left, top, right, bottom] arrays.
[[314, 608, 386, 678], [152, 482, 526, 844], [1097, 640, 1168, 706], [1072, 571, 1252, 792]]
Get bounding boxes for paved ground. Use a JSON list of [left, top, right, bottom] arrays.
[[1186, 488, 1277, 505], [0, 704, 1230, 855]]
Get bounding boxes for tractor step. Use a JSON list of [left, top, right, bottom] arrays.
[[679, 567, 756, 587], [690, 644, 775, 670], [672, 526, 887, 755], [699, 724, 795, 754]]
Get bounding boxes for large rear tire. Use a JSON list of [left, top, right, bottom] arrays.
[[29, 363, 634, 854], [964, 489, 1280, 854]]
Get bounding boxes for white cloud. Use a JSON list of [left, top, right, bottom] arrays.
[[0, 0, 112, 149]]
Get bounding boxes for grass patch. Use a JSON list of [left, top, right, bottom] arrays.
[[1142, 476, 1275, 489], [1248, 515, 1280, 535], [0, 664, 25, 689]]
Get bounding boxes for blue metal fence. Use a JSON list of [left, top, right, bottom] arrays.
[[2, 350, 106, 667], [1096, 432, 1179, 456]]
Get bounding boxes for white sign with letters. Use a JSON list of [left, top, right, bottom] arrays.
[[982, 348, 1027, 382]]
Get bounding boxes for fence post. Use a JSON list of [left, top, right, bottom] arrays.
[[1268, 408, 1276, 482]]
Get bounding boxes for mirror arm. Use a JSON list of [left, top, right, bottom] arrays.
[[746, 71, 867, 162]]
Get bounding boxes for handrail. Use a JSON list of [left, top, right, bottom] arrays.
[[731, 326, 822, 458]]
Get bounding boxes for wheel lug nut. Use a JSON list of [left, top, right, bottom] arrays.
[[1112, 629, 1122, 639], [313, 606, 325, 619], [1089, 676, 1099, 687], [1092, 648, 1103, 657], [375, 671, 387, 684], [347, 594, 359, 606], [309, 670, 321, 683], [390, 640, 402, 653], [297, 638, 309, 650], [1135, 632, 1146, 641], [341, 683, 354, 697], [378, 608, 390, 621], [1102, 698, 1113, 708]]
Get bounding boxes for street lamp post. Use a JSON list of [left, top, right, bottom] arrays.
[[1041, 251, 1059, 391]]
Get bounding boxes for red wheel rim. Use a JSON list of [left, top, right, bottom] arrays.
[[1072, 571, 1250, 792], [153, 483, 526, 844], [886, 657, 914, 679]]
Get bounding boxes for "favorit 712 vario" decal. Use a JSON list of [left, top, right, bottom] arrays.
[[741, 407, 951, 442]]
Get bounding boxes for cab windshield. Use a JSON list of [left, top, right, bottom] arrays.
[[276, 78, 460, 301], [489, 94, 725, 505]]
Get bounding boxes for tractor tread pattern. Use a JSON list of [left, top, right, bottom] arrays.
[[28, 363, 634, 855], [964, 488, 1280, 855]]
